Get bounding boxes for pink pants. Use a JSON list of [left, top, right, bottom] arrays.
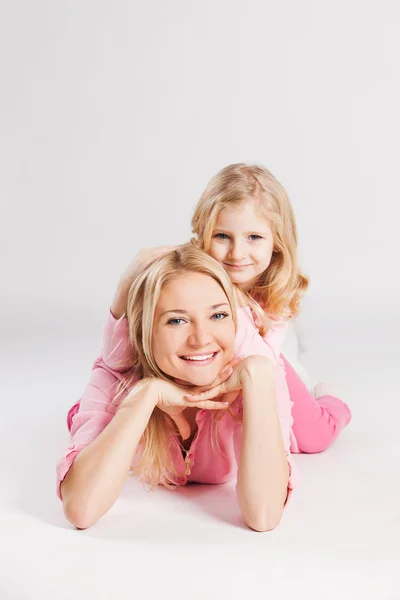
[[282, 356, 351, 453], [67, 356, 351, 454]]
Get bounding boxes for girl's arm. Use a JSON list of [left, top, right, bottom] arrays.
[[262, 316, 289, 363], [101, 307, 131, 371], [235, 289, 289, 363], [236, 357, 289, 532], [61, 378, 158, 530], [235, 307, 288, 366], [110, 277, 130, 320], [103, 247, 177, 370]]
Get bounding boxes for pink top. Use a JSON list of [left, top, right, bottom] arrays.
[[56, 307, 298, 499]]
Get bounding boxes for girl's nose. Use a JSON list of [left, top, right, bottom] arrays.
[[228, 239, 245, 260]]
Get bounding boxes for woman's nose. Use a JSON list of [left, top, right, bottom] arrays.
[[187, 325, 213, 347]]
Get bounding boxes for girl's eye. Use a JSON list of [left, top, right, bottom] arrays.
[[167, 318, 186, 325], [214, 233, 230, 240], [211, 312, 229, 321], [249, 234, 262, 241]]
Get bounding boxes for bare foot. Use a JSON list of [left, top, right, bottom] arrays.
[[313, 382, 333, 398]]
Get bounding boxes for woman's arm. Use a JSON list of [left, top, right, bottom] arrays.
[[184, 355, 292, 532], [61, 379, 158, 530], [236, 357, 289, 532]]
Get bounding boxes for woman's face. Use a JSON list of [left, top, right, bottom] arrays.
[[152, 272, 236, 386]]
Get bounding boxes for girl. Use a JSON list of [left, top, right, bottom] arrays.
[[104, 163, 351, 454], [58, 246, 296, 531]]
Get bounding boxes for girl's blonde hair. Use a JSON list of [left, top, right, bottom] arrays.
[[191, 163, 309, 334], [113, 244, 239, 490]]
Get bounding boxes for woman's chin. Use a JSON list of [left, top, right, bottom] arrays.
[[174, 368, 218, 388], [190, 374, 215, 387]]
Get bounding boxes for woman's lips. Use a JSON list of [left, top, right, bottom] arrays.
[[179, 351, 219, 366]]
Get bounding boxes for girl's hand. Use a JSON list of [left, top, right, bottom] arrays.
[[111, 246, 178, 319], [120, 246, 179, 285]]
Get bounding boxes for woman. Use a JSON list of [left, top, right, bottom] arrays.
[[57, 245, 296, 532]]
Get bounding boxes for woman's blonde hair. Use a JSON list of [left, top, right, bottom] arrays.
[[113, 244, 239, 490], [191, 163, 309, 334]]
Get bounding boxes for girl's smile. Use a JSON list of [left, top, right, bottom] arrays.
[[209, 200, 275, 290]]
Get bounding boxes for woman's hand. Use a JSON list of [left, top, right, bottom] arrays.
[[111, 246, 178, 319], [118, 358, 243, 441], [183, 355, 272, 404], [157, 356, 249, 438]]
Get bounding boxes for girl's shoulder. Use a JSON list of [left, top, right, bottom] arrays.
[[235, 306, 288, 363], [236, 304, 289, 328]]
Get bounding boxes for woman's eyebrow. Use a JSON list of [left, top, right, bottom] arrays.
[[160, 303, 229, 317]]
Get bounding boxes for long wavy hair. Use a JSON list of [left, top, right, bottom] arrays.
[[191, 163, 309, 335], [112, 244, 239, 490]]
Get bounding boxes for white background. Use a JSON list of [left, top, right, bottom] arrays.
[[1, 1, 399, 599]]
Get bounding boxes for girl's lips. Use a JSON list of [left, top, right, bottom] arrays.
[[224, 263, 252, 270], [179, 351, 219, 367]]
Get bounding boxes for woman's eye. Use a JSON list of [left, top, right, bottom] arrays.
[[211, 312, 229, 321], [249, 234, 262, 241], [167, 318, 186, 325], [214, 233, 230, 240]]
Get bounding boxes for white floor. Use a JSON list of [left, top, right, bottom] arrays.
[[1, 325, 399, 600]]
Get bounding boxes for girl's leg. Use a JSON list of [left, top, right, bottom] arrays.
[[66, 401, 81, 432], [282, 355, 352, 454]]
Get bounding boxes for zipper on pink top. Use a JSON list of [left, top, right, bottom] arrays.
[[175, 410, 204, 478]]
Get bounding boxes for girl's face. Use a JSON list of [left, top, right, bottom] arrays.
[[209, 200, 275, 290], [152, 272, 236, 386]]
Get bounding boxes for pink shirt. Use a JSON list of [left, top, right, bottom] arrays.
[[56, 307, 298, 499]]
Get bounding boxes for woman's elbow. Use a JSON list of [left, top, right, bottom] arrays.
[[245, 507, 284, 532], [63, 501, 99, 530]]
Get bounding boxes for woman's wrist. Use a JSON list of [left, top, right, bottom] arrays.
[[240, 356, 276, 403], [118, 377, 159, 411], [241, 355, 274, 381]]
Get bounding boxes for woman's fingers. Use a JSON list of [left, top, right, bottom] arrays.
[[193, 367, 232, 394], [185, 382, 227, 401], [190, 356, 245, 395], [194, 399, 230, 410], [221, 390, 240, 407]]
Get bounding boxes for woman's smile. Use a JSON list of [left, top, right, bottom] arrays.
[[152, 272, 235, 386], [179, 350, 219, 366]]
